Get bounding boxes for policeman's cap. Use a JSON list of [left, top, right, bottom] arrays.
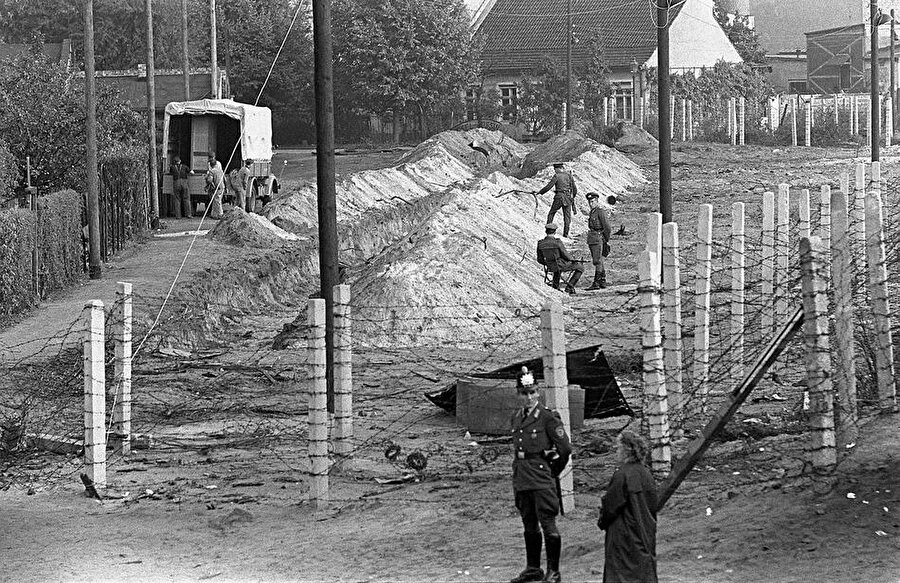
[[552, 162, 564, 168], [545, 222, 558, 231], [586, 192, 599, 201]]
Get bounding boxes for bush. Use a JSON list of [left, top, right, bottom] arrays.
[[0, 207, 36, 319], [0, 140, 18, 201], [37, 190, 83, 296]]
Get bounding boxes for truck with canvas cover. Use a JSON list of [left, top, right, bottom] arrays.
[[161, 99, 278, 214]]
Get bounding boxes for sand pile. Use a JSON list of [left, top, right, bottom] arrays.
[[204, 129, 645, 348], [397, 128, 530, 173], [348, 141, 645, 346], [207, 208, 306, 247], [517, 131, 597, 178], [261, 142, 474, 234]]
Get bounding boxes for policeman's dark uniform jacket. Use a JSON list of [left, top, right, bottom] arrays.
[[586, 195, 612, 289], [538, 167, 578, 237], [536, 232, 583, 292], [511, 402, 572, 582]]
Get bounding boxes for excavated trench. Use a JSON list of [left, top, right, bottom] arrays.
[[167, 129, 645, 349]]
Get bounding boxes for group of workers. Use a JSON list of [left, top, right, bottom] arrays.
[[510, 367, 659, 583], [536, 162, 614, 295], [169, 153, 256, 220]]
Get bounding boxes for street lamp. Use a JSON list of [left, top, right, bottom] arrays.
[[630, 58, 638, 124]]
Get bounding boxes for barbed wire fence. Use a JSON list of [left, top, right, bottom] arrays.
[[1, 164, 898, 508]]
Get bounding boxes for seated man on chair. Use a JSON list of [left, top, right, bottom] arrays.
[[537, 222, 583, 295]]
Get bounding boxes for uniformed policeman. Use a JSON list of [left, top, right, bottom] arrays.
[[585, 192, 613, 290], [537, 162, 578, 238], [510, 367, 572, 583]]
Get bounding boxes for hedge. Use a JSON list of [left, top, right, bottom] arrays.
[[0, 206, 36, 318], [0, 189, 83, 321]]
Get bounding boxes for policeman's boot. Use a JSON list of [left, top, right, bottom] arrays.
[[510, 532, 544, 583], [543, 534, 562, 583], [586, 270, 606, 291]]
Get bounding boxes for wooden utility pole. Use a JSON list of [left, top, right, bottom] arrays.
[[83, 0, 101, 279], [872, 0, 881, 162], [565, 0, 572, 131], [146, 0, 160, 227], [313, 0, 339, 412], [182, 0, 190, 99], [210, 0, 218, 98], [892, 10, 896, 133], [657, 0, 673, 223]]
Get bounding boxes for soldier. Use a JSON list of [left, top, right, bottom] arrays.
[[510, 367, 572, 583], [537, 162, 578, 238], [169, 156, 191, 219], [585, 192, 613, 290], [537, 223, 583, 295]]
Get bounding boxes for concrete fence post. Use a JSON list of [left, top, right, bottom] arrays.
[[638, 250, 670, 477], [800, 236, 837, 476], [761, 191, 776, 335], [647, 212, 662, 261], [885, 95, 893, 147], [775, 184, 790, 328], [791, 98, 798, 147], [805, 98, 812, 147], [662, 223, 683, 425], [739, 96, 745, 145], [602, 96, 609, 127], [769, 96, 779, 131], [540, 301, 574, 512], [819, 185, 832, 282], [853, 164, 867, 293], [831, 178, 858, 446], [833, 94, 839, 126], [670, 95, 676, 140], [307, 298, 329, 508], [866, 163, 898, 413], [731, 202, 745, 380], [687, 99, 693, 141], [693, 205, 713, 414], [333, 284, 353, 459], [680, 98, 687, 142], [112, 282, 132, 456], [799, 188, 811, 240], [83, 300, 106, 488]]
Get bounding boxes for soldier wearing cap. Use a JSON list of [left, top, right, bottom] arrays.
[[510, 367, 572, 583], [536, 222, 583, 295], [536, 162, 578, 238], [585, 192, 613, 290]]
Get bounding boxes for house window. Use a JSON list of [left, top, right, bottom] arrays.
[[499, 84, 518, 121], [612, 82, 634, 121], [787, 79, 807, 94]]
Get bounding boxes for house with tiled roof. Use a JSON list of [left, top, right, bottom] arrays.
[[474, 0, 742, 123]]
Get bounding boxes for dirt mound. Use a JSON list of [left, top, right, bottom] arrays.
[[207, 208, 305, 247], [262, 143, 474, 234], [614, 122, 658, 154], [396, 128, 529, 173], [516, 130, 596, 178], [349, 146, 644, 346]]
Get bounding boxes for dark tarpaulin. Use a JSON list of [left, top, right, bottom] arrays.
[[425, 345, 633, 420]]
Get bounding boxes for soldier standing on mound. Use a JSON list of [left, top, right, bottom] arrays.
[[510, 367, 572, 583], [585, 192, 613, 290]]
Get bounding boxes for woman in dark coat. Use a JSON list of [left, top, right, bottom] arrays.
[[597, 430, 659, 583]]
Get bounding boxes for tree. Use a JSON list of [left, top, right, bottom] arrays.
[[575, 33, 613, 124], [713, 1, 767, 66], [0, 43, 143, 191], [332, 0, 477, 143], [517, 57, 567, 137]]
